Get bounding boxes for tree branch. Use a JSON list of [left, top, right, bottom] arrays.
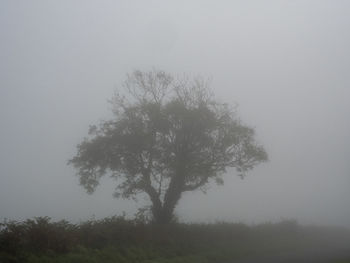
[[182, 176, 208, 192]]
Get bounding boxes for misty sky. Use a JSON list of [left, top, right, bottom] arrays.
[[1, 0, 349, 227]]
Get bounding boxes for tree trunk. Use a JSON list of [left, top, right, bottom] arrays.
[[151, 175, 184, 224], [152, 205, 175, 224], [151, 197, 180, 224]]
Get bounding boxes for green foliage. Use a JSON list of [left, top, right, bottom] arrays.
[[0, 217, 77, 258], [2, 216, 349, 263]]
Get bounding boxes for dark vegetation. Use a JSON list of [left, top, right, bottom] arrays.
[[1, 216, 350, 263]]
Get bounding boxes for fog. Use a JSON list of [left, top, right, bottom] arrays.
[[1, 1, 349, 228]]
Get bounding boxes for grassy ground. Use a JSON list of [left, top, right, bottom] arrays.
[[1, 216, 349, 263]]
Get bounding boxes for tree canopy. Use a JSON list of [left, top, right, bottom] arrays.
[[69, 70, 268, 224]]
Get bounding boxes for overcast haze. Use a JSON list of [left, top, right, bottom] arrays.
[[1, 1, 349, 228]]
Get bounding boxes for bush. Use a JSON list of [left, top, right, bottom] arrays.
[[1, 216, 349, 263]]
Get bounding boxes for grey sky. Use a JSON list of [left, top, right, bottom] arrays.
[[1, 0, 349, 227]]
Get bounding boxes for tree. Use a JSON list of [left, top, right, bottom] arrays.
[[69, 70, 268, 224]]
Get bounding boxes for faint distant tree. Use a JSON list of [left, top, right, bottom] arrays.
[[69, 70, 268, 224]]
